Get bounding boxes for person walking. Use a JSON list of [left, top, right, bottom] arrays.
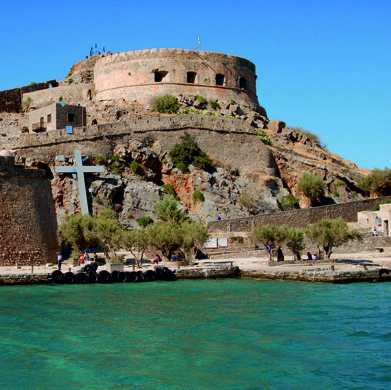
[[56, 252, 63, 270]]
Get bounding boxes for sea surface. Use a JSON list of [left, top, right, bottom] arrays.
[[0, 279, 390, 390]]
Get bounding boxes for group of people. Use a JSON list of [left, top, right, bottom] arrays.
[[56, 251, 99, 270], [272, 247, 319, 262]]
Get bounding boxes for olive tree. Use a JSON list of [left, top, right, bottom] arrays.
[[281, 226, 305, 261], [306, 218, 362, 259], [121, 229, 150, 268], [249, 224, 285, 260]]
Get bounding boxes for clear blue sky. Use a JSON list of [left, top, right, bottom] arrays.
[[1, 0, 390, 169]]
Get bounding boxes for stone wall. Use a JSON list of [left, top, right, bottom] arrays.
[[23, 84, 93, 110], [0, 156, 58, 266], [2, 115, 278, 177], [208, 196, 391, 232], [0, 80, 58, 113], [94, 49, 259, 106]]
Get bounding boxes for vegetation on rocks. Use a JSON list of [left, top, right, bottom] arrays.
[[192, 190, 205, 202], [297, 173, 325, 205], [254, 129, 272, 146], [280, 194, 300, 210], [357, 168, 391, 196], [169, 132, 216, 173], [161, 183, 179, 200], [151, 94, 179, 114]]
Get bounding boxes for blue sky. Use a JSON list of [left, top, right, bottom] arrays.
[[1, 0, 390, 169]]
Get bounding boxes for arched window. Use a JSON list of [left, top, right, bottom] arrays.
[[239, 77, 248, 90], [216, 74, 225, 86], [155, 71, 168, 82], [187, 72, 197, 83]]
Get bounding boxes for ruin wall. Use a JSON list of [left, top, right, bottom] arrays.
[[94, 49, 259, 106], [1, 115, 277, 177], [0, 164, 58, 266], [23, 84, 93, 109], [0, 80, 58, 113], [207, 196, 391, 232]]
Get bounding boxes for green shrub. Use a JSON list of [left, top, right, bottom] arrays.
[[280, 194, 300, 210], [94, 197, 102, 204], [67, 71, 73, 77], [110, 162, 121, 174], [95, 156, 105, 164], [111, 154, 120, 162], [176, 162, 189, 173], [129, 161, 141, 174], [209, 100, 220, 110], [195, 95, 206, 103], [162, 158, 168, 163], [352, 191, 358, 197], [137, 216, 154, 228], [67, 78, 74, 84], [179, 108, 200, 115], [30, 82, 37, 86], [161, 184, 179, 199], [58, 96, 63, 102], [192, 190, 205, 202], [333, 179, 347, 187], [151, 94, 179, 114], [255, 130, 272, 146], [179, 108, 219, 116], [357, 168, 391, 196], [229, 99, 237, 104], [169, 132, 215, 173], [193, 155, 215, 171], [297, 173, 325, 204], [333, 191, 340, 197]]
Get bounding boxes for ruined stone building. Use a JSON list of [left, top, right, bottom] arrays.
[[29, 103, 86, 132]]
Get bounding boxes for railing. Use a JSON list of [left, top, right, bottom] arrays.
[[32, 122, 47, 132]]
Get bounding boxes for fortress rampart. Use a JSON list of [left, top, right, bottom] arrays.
[[94, 49, 259, 106], [0, 154, 58, 266], [2, 115, 277, 177]]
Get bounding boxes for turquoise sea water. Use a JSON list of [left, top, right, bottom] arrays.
[[0, 280, 391, 390]]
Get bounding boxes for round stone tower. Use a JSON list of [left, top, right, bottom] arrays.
[[94, 48, 260, 107]]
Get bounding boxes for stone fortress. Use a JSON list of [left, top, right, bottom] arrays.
[[0, 47, 376, 265], [94, 49, 260, 108]]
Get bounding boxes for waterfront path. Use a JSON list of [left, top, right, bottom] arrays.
[[1, 249, 391, 284]]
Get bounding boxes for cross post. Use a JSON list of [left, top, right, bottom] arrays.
[[55, 150, 105, 214]]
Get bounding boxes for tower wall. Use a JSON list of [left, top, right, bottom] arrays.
[[94, 48, 259, 106], [0, 155, 58, 266]]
